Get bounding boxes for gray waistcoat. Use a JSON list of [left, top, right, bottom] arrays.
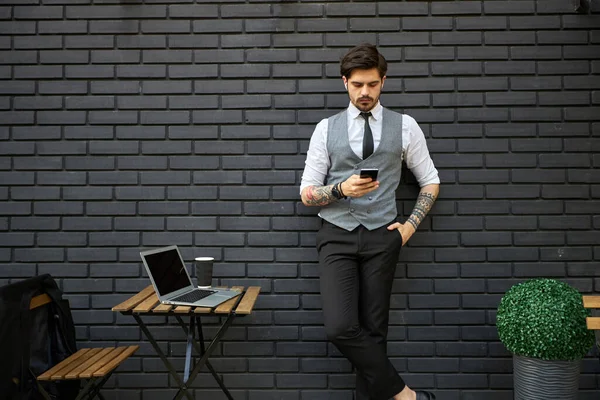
[[319, 107, 404, 231]]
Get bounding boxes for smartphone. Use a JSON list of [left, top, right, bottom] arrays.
[[360, 168, 379, 181]]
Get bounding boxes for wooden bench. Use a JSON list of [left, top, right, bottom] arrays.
[[32, 294, 139, 400], [583, 296, 600, 330]]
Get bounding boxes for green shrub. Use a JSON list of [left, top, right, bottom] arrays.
[[496, 278, 594, 361]]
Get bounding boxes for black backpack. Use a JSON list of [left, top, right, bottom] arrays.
[[0, 274, 80, 400]]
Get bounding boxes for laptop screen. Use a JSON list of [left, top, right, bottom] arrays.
[[143, 248, 191, 296]]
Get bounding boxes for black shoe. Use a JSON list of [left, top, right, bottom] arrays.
[[415, 391, 436, 400]]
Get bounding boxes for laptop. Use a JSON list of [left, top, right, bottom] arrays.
[[140, 245, 241, 308]]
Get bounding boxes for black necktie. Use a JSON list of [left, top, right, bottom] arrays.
[[361, 112, 373, 159]]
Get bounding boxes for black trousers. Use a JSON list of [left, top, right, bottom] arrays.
[[316, 220, 405, 400]]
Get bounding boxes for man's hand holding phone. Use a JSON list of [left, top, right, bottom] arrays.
[[340, 168, 379, 198]]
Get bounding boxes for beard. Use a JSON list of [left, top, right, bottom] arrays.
[[352, 94, 379, 112]]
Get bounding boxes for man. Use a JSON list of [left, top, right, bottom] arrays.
[[300, 43, 440, 400]]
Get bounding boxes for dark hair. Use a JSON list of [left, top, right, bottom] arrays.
[[340, 43, 388, 79]]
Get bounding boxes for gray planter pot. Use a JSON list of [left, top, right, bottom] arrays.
[[513, 355, 580, 400]]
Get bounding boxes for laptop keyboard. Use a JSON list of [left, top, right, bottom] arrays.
[[172, 289, 216, 303]]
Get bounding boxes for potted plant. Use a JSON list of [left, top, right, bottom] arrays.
[[496, 278, 595, 400]]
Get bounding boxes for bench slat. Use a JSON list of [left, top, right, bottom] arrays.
[[51, 348, 103, 381], [30, 293, 52, 310], [583, 296, 600, 309], [80, 347, 126, 379], [133, 292, 159, 313], [214, 286, 244, 314], [235, 286, 260, 315], [65, 348, 114, 379], [37, 349, 90, 381], [587, 317, 600, 330], [174, 306, 192, 314], [93, 345, 139, 378], [112, 286, 155, 312]]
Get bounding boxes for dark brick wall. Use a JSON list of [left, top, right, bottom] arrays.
[[1, 0, 600, 398]]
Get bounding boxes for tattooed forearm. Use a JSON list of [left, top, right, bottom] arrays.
[[302, 185, 337, 206], [406, 185, 439, 231]]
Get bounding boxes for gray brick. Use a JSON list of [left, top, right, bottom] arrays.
[[2, 22, 37, 35], [193, 19, 242, 33], [14, 66, 62, 79], [220, 217, 270, 231], [0, 81, 35, 95], [403, 17, 452, 30], [117, 65, 166, 78], [168, 155, 218, 170], [89, 20, 139, 34], [11, 216, 59, 231], [458, 46, 508, 60], [65, 96, 115, 110], [0, 50, 37, 65], [88, 171, 138, 185], [11, 126, 60, 141], [432, 32, 481, 46], [168, 34, 218, 49], [11, 187, 60, 200], [39, 81, 88, 95], [38, 21, 87, 34], [457, 16, 506, 30], [64, 34, 113, 49], [246, 19, 295, 33], [116, 34, 165, 49], [510, 16, 560, 30], [0, 111, 34, 125], [118, 95, 167, 110], [15, 248, 64, 262], [138, 202, 189, 216], [2, 201, 31, 215], [91, 81, 141, 94], [91, 50, 140, 64], [246, 80, 296, 94], [89, 110, 137, 125], [222, 34, 270, 48], [63, 187, 113, 200], [140, 110, 189, 124], [193, 171, 242, 184], [115, 217, 164, 231]]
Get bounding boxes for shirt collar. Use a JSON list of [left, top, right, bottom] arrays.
[[348, 101, 382, 121]]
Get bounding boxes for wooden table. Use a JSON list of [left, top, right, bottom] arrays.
[[112, 285, 260, 400]]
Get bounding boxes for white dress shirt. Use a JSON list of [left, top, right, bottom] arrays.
[[300, 102, 440, 194]]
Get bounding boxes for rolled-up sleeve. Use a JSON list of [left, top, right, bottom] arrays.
[[404, 115, 440, 187], [300, 119, 330, 194]]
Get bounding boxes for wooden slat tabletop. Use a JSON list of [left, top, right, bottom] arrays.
[[235, 286, 260, 315], [114, 286, 261, 315], [112, 286, 155, 312], [214, 286, 244, 314], [153, 303, 173, 313], [133, 293, 159, 313]]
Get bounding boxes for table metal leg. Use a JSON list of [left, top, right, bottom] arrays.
[[132, 314, 194, 400], [183, 316, 195, 382], [196, 315, 235, 400], [172, 313, 236, 400], [174, 315, 234, 399]]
